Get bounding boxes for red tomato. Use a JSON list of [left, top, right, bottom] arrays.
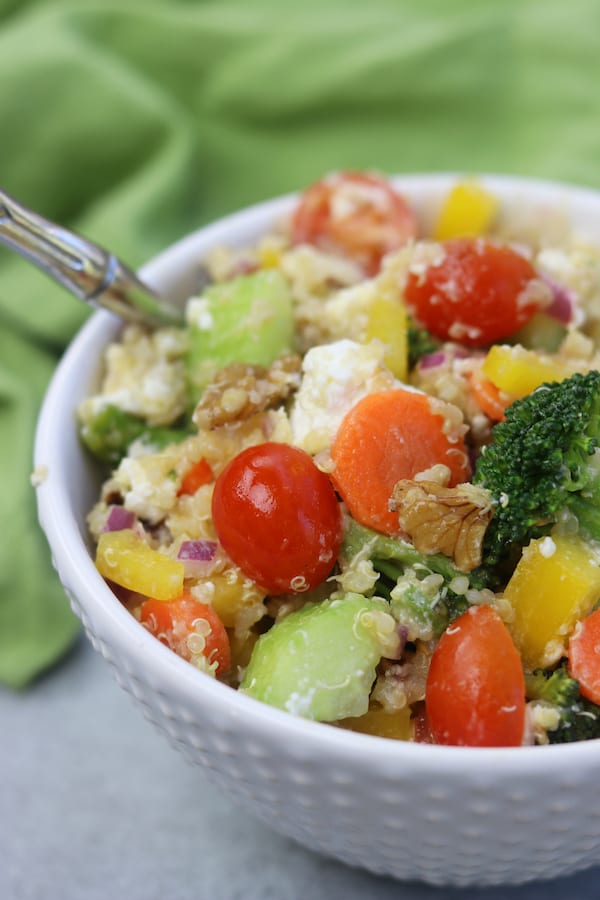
[[568, 608, 600, 705], [211, 442, 342, 595], [291, 171, 418, 275], [404, 238, 541, 346], [425, 605, 526, 747], [140, 594, 230, 675]]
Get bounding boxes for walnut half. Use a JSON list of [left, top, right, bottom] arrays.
[[192, 355, 302, 430], [390, 480, 493, 572]]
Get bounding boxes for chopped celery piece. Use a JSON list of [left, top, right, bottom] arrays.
[[510, 312, 567, 353], [186, 269, 294, 404], [240, 593, 388, 721]]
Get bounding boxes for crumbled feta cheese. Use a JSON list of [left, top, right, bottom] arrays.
[[289, 339, 399, 454], [81, 324, 187, 427], [185, 296, 214, 331], [113, 451, 181, 524], [538, 536, 557, 558]]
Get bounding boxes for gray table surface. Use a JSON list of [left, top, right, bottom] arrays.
[[3, 635, 600, 900]]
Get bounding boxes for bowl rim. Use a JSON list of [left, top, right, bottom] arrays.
[[34, 171, 600, 774]]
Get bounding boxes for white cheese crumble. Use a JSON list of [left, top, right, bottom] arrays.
[[113, 451, 180, 525], [538, 536, 557, 558], [185, 296, 214, 331], [289, 339, 398, 454], [79, 324, 187, 427]]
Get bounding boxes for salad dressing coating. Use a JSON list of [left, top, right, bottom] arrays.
[[82, 172, 600, 747]]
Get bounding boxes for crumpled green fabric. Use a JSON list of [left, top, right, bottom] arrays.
[[3, 0, 600, 687]]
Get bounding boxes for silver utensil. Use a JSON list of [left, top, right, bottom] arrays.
[[0, 189, 184, 327]]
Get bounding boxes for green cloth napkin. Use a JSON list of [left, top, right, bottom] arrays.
[[3, 0, 600, 687]]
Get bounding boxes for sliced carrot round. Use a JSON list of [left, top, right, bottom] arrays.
[[330, 389, 470, 535], [140, 593, 230, 675], [468, 372, 509, 422], [178, 457, 214, 496], [568, 607, 600, 705]]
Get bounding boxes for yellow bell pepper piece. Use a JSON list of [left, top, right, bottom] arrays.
[[365, 292, 408, 381], [258, 246, 281, 269], [96, 529, 184, 601], [208, 569, 265, 629], [338, 704, 413, 740], [503, 534, 600, 670], [482, 344, 572, 400], [434, 180, 499, 240]]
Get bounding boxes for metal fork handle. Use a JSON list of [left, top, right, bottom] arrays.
[[0, 189, 183, 328]]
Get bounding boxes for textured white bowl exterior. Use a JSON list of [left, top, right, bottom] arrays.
[[35, 175, 600, 886]]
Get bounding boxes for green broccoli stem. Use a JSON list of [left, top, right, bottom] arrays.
[[371, 551, 469, 629], [566, 490, 600, 543], [343, 518, 493, 590], [372, 558, 403, 583]]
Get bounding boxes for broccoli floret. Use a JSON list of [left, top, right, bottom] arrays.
[[407, 318, 439, 369], [525, 667, 581, 708], [473, 371, 600, 566], [340, 519, 493, 639], [525, 666, 600, 744], [80, 404, 191, 465]]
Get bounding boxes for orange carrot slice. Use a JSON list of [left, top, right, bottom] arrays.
[[140, 593, 230, 675], [178, 457, 214, 496], [568, 607, 600, 705], [330, 389, 470, 535], [468, 373, 509, 422]]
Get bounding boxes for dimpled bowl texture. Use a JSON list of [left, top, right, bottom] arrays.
[[35, 175, 600, 887]]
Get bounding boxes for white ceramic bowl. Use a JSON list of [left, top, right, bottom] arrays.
[[34, 175, 600, 887]]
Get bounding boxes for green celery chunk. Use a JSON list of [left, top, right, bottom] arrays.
[[240, 593, 388, 721], [510, 312, 567, 353], [186, 269, 294, 404]]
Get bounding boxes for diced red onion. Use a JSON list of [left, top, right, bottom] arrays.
[[542, 275, 575, 324], [230, 259, 259, 278], [418, 351, 448, 370], [418, 347, 469, 371], [396, 624, 409, 659], [177, 540, 219, 578], [178, 540, 217, 561], [103, 505, 137, 533]]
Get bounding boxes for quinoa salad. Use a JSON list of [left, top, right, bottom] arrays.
[[81, 171, 600, 747]]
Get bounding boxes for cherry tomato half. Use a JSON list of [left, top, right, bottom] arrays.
[[291, 171, 418, 275], [425, 605, 526, 747], [140, 593, 230, 675], [404, 238, 542, 346], [211, 442, 342, 595]]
